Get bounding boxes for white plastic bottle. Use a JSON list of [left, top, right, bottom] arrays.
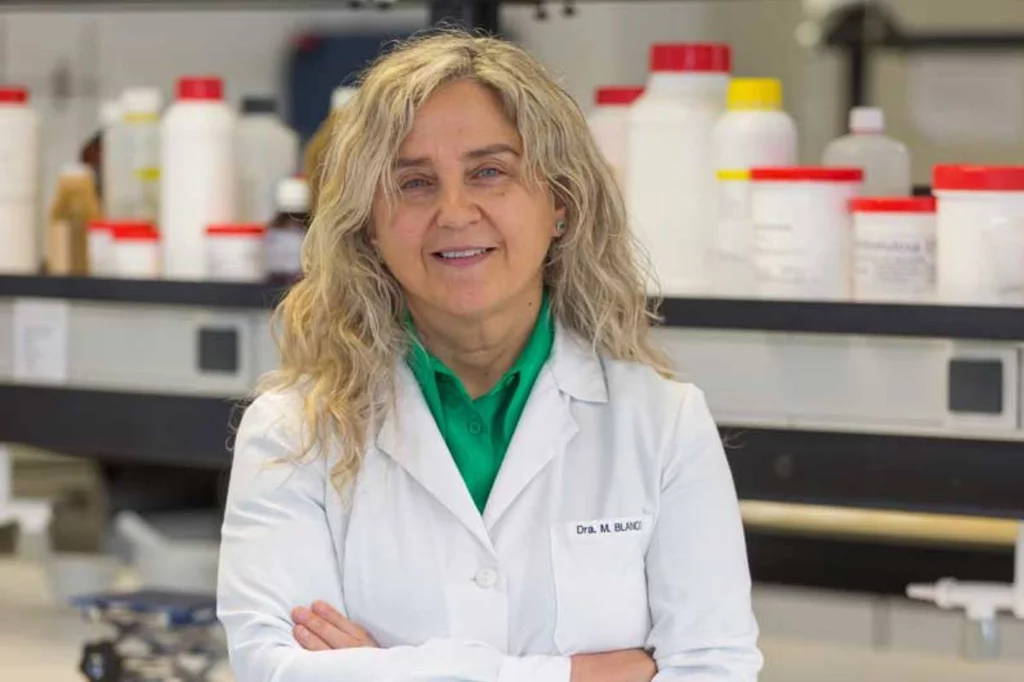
[[237, 96, 299, 224], [823, 107, 911, 196], [160, 76, 237, 280], [122, 88, 162, 221], [103, 97, 132, 219], [628, 43, 731, 295], [712, 78, 797, 295], [0, 86, 41, 274], [587, 86, 644, 190]]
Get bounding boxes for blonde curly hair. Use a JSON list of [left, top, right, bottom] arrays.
[[261, 30, 669, 493]]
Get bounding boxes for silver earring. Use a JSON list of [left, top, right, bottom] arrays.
[[555, 220, 567, 236]]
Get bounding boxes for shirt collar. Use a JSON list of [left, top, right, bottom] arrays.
[[406, 292, 555, 398]]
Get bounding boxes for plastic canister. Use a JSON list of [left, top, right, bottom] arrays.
[[713, 78, 797, 171], [712, 79, 797, 296], [850, 197, 937, 302], [206, 223, 266, 282], [121, 87, 162, 221], [87, 220, 115, 277], [160, 76, 236, 280], [587, 86, 644, 190], [0, 86, 41, 274], [111, 222, 160, 279], [628, 43, 731, 295], [934, 165, 1024, 305], [750, 167, 863, 300], [713, 169, 754, 296], [237, 96, 299, 224]]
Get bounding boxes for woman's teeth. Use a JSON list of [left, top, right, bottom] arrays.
[[438, 248, 488, 259]]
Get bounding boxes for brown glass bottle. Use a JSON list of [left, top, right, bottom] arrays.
[[265, 176, 310, 285]]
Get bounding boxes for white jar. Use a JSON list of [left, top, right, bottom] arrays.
[[751, 167, 863, 300], [934, 165, 1024, 305], [587, 86, 643, 191], [237, 97, 299, 224], [160, 76, 236, 280], [87, 220, 115, 277], [206, 223, 266, 282], [851, 197, 937, 302], [111, 222, 160, 279], [0, 86, 41, 274], [628, 43, 731, 295]]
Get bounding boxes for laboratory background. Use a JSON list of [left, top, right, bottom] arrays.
[[1, 0, 1023, 680]]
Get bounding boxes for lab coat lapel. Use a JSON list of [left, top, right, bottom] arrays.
[[483, 324, 608, 530], [375, 364, 494, 553]]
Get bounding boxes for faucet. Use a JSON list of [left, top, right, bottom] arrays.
[[907, 521, 1024, 660]]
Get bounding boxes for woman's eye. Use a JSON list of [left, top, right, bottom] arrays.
[[474, 166, 504, 179], [400, 177, 430, 191]]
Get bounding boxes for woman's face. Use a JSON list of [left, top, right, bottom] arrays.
[[372, 79, 563, 321]]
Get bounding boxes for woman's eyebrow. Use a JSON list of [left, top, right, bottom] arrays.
[[463, 143, 521, 160], [394, 143, 520, 169]]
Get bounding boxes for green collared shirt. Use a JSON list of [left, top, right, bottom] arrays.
[[406, 295, 555, 513]]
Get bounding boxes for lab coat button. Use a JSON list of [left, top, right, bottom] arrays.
[[474, 567, 498, 589], [468, 420, 483, 435]]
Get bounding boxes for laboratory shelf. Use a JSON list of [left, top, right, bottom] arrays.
[[3, 275, 1024, 340]]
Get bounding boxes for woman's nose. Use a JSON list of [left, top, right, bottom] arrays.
[[436, 182, 482, 230]]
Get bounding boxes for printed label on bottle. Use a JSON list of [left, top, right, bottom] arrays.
[[265, 227, 305, 276], [984, 217, 1024, 301], [0, 130, 38, 200], [753, 221, 813, 291], [854, 234, 935, 297]]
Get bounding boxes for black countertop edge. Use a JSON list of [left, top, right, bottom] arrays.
[[0, 275, 287, 309], [656, 296, 1024, 341], [3, 275, 1023, 340]]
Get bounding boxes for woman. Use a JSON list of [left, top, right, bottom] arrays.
[[218, 31, 762, 682]]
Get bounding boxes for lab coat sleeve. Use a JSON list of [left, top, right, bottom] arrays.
[[218, 392, 572, 682], [645, 386, 764, 681]]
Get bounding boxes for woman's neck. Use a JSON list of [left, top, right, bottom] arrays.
[[409, 288, 545, 399]]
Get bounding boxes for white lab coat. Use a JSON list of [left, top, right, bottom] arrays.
[[218, 324, 762, 682]]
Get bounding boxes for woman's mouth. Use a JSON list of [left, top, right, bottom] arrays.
[[432, 247, 496, 266]]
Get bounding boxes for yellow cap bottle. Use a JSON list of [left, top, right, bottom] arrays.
[[727, 78, 783, 111]]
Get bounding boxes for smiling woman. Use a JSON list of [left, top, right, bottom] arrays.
[[217, 29, 763, 682]]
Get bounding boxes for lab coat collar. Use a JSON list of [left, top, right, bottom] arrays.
[[374, 321, 608, 549], [548, 322, 608, 404]]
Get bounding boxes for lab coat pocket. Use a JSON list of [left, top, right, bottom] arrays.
[[549, 515, 653, 655]]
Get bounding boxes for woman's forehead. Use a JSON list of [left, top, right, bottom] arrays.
[[397, 81, 520, 158]]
